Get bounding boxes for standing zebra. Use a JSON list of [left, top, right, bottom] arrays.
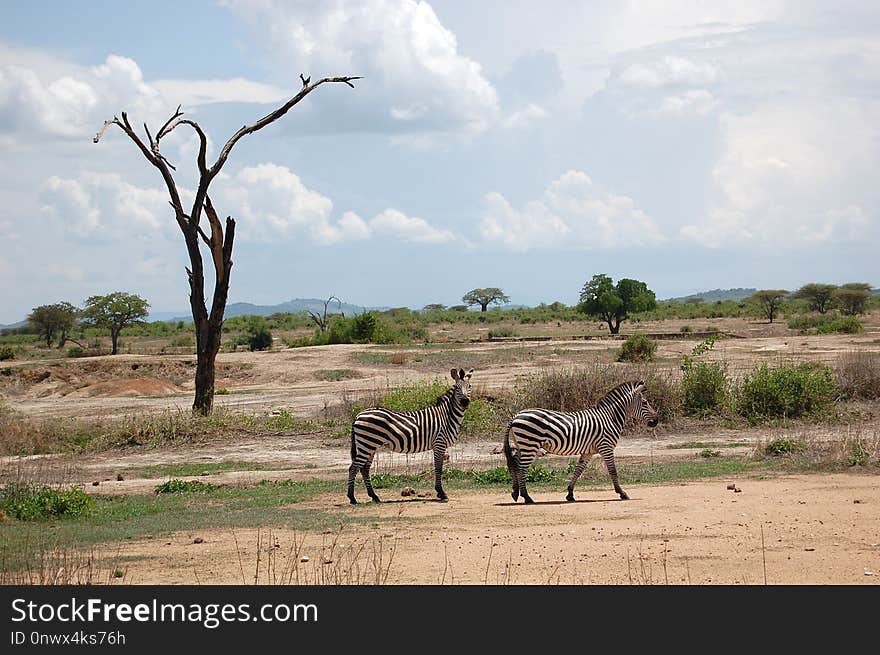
[[503, 380, 659, 504], [348, 368, 474, 504]]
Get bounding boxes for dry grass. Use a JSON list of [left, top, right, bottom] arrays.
[[836, 351, 880, 400]]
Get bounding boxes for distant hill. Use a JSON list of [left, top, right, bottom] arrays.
[[148, 298, 385, 323], [664, 288, 758, 303]]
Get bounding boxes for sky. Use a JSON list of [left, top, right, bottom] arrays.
[[1, 0, 878, 323]]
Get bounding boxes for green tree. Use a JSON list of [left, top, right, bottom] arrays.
[[80, 292, 150, 355], [749, 290, 788, 323], [27, 302, 79, 347], [834, 283, 873, 315], [422, 303, 446, 312], [793, 283, 837, 314], [462, 288, 510, 312], [577, 274, 656, 334]]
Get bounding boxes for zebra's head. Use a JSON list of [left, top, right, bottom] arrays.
[[630, 381, 659, 427], [450, 368, 475, 408]]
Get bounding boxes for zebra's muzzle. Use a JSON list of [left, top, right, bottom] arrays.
[[460, 397, 471, 408]]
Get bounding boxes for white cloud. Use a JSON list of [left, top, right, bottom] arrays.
[[152, 78, 290, 106], [502, 103, 550, 129], [654, 89, 719, 116], [369, 208, 454, 243], [619, 56, 721, 88], [221, 0, 500, 134], [479, 170, 664, 251], [0, 54, 165, 139], [40, 172, 176, 240], [681, 100, 879, 247], [216, 163, 453, 244]]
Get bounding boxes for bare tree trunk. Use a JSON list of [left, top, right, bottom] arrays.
[[111, 328, 120, 354], [96, 75, 359, 415]]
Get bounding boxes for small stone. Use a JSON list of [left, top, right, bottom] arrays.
[[200, 472, 210, 476], [804, 547, 815, 551], [401, 486, 416, 497], [193, 537, 204, 544], [116, 474, 124, 481], [733, 488, 742, 493], [92, 481, 100, 486], [726, 483, 737, 490], [300, 556, 310, 563], [853, 499, 862, 504], [865, 570, 875, 576]]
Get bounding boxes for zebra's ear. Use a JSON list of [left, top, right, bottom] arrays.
[[464, 368, 474, 379], [459, 368, 465, 380], [451, 368, 460, 380], [634, 381, 647, 393]]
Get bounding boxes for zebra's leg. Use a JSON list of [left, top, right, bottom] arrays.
[[362, 454, 381, 503], [433, 445, 448, 502], [599, 446, 628, 500], [566, 453, 593, 502], [517, 451, 537, 504], [347, 461, 361, 504]]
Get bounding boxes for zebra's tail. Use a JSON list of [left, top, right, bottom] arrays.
[[350, 425, 357, 462]]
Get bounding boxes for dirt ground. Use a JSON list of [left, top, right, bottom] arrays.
[[97, 473, 880, 585], [2, 323, 879, 585]]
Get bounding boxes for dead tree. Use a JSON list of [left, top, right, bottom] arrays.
[[307, 295, 343, 332], [95, 74, 361, 414]]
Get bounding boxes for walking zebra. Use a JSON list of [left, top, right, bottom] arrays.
[[503, 380, 659, 504], [347, 368, 474, 504]]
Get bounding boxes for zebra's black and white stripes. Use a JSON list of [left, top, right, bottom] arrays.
[[503, 380, 659, 504], [347, 368, 474, 504]]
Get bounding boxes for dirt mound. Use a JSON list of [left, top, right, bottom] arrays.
[[69, 378, 182, 398]]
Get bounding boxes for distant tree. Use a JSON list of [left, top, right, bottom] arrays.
[[793, 283, 837, 314], [834, 283, 873, 316], [80, 292, 150, 355], [577, 274, 657, 334], [27, 302, 79, 347], [462, 288, 510, 312], [448, 305, 469, 312], [548, 301, 567, 311], [307, 295, 343, 333], [685, 297, 704, 304], [244, 316, 273, 351], [749, 290, 788, 323], [423, 303, 446, 312]]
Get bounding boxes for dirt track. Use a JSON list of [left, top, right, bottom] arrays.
[[98, 473, 880, 585]]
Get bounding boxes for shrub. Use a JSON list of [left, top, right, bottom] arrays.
[[248, 327, 273, 351], [154, 479, 216, 494], [737, 363, 837, 423], [390, 352, 409, 366], [351, 312, 378, 342], [487, 327, 517, 339], [516, 364, 622, 412], [699, 448, 721, 458], [0, 346, 14, 361], [381, 379, 449, 412], [616, 334, 656, 363], [682, 362, 729, 416], [764, 437, 803, 456], [788, 313, 862, 335], [67, 346, 84, 358], [835, 352, 880, 400], [1, 484, 94, 520], [679, 325, 693, 333]]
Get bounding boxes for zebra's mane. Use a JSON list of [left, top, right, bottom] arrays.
[[596, 381, 640, 408], [435, 387, 455, 406]]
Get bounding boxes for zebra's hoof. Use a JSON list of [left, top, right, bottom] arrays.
[[511, 492, 519, 502], [370, 497, 381, 503], [566, 494, 575, 502], [349, 498, 357, 505], [619, 492, 629, 500], [523, 497, 535, 505], [438, 497, 448, 503]]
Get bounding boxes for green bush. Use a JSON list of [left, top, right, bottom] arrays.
[[616, 334, 656, 363], [0, 346, 14, 361], [487, 327, 517, 338], [738, 363, 837, 423], [1, 483, 94, 520], [381, 379, 449, 412], [67, 346, 84, 358], [248, 327, 273, 351], [682, 362, 729, 416], [764, 437, 803, 456], [788, 313, 863, 335], [154, 479, 216, 494], [351, 312, 378, 342], [699, 448, 721, 458]]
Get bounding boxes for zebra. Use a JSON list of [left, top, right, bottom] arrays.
[[347, 368, 474, 504], [503, 380, 659, 504]]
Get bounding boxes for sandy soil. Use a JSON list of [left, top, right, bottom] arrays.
[[98, 473, 880, 585]]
